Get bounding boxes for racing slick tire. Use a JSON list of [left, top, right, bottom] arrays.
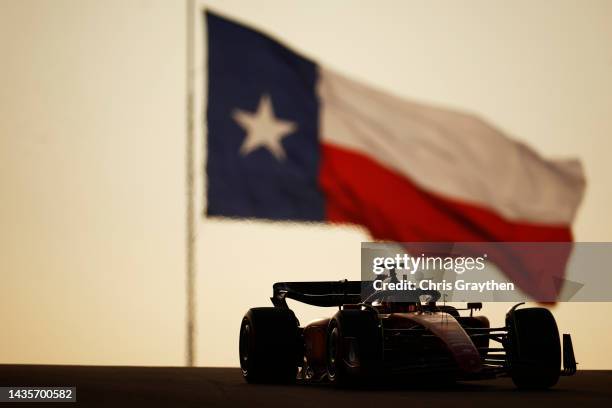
[[506, 307, 561, 389], [326, 309, 382, 386], [239, 307, 300, 384]]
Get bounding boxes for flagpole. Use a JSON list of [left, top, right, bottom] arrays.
[[185, 0, 197, 367]]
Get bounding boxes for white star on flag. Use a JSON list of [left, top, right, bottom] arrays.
[[232, 94, 298, 161]]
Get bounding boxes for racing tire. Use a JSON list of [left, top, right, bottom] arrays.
[[506, 307, 561, 389], [239, 307, 300, 384], [326, 309, 382, 386]]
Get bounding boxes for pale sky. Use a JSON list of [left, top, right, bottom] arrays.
[[1, 0, 611, 368]]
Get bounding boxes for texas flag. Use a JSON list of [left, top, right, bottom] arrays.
[[205, 12, 585, 256]]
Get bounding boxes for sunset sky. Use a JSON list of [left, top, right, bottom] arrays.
[[1, 0, 611, 368]]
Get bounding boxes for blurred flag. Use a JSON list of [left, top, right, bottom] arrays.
[[205, 11, 585, 244]]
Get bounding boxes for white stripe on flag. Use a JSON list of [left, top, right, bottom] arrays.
[[318, 67, 585, 225]]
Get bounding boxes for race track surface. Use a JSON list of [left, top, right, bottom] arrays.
[[0, 365, 609, 407]]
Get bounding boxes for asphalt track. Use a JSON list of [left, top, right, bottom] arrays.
[[0, 365, 610, 407]]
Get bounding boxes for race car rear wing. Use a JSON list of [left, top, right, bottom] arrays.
[[271, 280, 367, 308]]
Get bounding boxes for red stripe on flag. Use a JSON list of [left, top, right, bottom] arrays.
[[319, 143, 572, 242], [319, 143, 572, 300]]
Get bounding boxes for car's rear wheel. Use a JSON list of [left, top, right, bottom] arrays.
[[506, 307, 561, 389], [239, 307, 300, 383], [326, 309, 381, 386]]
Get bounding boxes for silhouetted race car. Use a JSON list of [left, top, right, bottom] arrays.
[[239, 280, 577, 389]]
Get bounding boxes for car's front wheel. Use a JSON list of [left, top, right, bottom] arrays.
[[506, 307, 561, 389]]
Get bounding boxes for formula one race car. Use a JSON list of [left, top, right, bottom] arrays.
[[239, 280, 577, 389]]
